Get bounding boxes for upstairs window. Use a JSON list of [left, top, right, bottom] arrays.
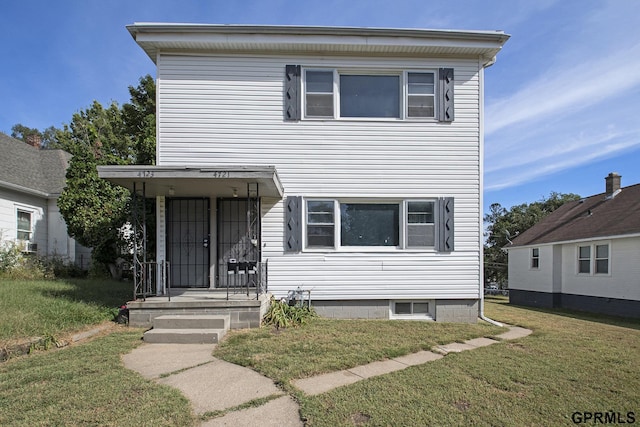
[[531, 248, 540, 269], [305, 71, 334, 117], [302, 69, 438, 120], [340, 75, 400, 118], [17, 210, 32, 241], [407, 73, 435, 118]]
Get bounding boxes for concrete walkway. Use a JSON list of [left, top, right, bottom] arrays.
[[122, 325, 531, 425]]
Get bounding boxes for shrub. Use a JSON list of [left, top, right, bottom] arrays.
[[263, 297, 317, 329]]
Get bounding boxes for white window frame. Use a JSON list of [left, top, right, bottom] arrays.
[[530, 247, 540, 269], [390, 300, 434, 320], [302, 68, 437, 121], [16, 208, 33, 242], [576, 242, 611, 276], [405, 200, 436, 248], [304, 198, 437, 251]]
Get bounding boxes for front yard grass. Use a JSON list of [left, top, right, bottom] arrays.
[[214, 318, 504, 387], [0, 279, 131, 347], [0, 329, 194, 427], [295, 299, 640, 426]]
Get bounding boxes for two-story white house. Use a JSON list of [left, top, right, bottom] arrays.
[[100, 24, 509, 324]]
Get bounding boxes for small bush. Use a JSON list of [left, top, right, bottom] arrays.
[[263, 297, 317, 329]]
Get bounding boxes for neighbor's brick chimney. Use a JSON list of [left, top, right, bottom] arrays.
[[25, 134, 42, 149], [605, 172, 621, 198]]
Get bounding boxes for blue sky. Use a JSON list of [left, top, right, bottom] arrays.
[[1, 0, 639, 216]]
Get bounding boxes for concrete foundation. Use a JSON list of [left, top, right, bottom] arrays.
[[311, 299, 479, 323]]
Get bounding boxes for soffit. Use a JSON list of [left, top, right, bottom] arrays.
[[127, 24, 510, 65]]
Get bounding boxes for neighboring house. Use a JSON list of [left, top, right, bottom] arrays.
[[0, 133, 90, 267], [506, 173, 640, 318], [99, 24, 509, 322]]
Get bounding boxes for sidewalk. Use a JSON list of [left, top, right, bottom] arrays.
[[122, 325, 532, 425]]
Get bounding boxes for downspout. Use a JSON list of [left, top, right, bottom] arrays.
[[478, 60, 503, 327]]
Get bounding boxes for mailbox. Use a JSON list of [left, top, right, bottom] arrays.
[[247, 261, 257, 274], [238, 261, 248, 275], [227, 258, 238, 274]]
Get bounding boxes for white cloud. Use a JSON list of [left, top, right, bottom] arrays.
[[486, 41, 640, 137]]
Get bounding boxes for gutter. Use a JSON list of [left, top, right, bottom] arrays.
[[0, 180, 54, 199], [479, 292, 503, 327]]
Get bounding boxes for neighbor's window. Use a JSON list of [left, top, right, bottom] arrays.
[[340, 75, 400, 118], [407, 72, 435, 118], [340, 203, 399, 246], [578, 246, 591, 274], [306, 200, 335, 248], [595, 244, 609, 274], [531, 248, 540, 269], [406, 201, 435, 247], [17, 210, 32, 241], [305, 71, 334, 117]]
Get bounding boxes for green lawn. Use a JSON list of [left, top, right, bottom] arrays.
[[295, 298, 640, 426], [0, 279, 131, 347], [0, 330, 194, 427], [1, 284, 638, 426], [214, 318, 504, 387]]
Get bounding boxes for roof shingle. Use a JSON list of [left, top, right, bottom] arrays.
[[509, 182, 640, 247], [0, 132, 70, 196]]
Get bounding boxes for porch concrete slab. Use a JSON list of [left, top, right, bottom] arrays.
[[392, 350, 444, 366], [464, 337, 499, 348], [122, 343, 216, 379], [292, 370, 361, 396], [157, 358, 282, 414], [201, 396, 302, 427], [496, 326, 532, 340], [347, 359, 406, 379], [436, 342, 477, 353]]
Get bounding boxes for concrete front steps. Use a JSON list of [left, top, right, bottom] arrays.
[[143, 314, 229, 344]]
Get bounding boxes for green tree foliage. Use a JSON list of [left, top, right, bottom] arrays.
[[483, 192, 581, 286], [56, 76, 156, 277], [11, 124, 60, 148]]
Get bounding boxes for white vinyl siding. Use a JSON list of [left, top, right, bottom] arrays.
[[157, 53, 483, 300], [509, 238, 639, 303]]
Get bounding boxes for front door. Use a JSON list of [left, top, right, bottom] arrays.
[[166, 198, 210, 288], [217, 198, 260, 288]]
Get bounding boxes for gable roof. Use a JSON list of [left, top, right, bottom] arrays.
[[0, 133, 71, 197], [508, 182, 640, 247]]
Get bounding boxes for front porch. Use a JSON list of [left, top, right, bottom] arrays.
[[128, 289, 272, 329]]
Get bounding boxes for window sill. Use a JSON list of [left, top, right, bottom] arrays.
[[304, 247, 437, 254]]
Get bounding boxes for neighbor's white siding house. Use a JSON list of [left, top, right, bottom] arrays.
[[507, 174, 640, 318]]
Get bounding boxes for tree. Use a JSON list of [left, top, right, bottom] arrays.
[[483, 192, 581, 287], [57, 75, 156, 277], [11, 124, 60, 148]]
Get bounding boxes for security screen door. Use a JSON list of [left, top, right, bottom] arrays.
[[166, 198, 210, 288], [216, 198, 260, 288]]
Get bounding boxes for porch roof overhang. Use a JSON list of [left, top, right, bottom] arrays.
[[97, 165, 283, 198]]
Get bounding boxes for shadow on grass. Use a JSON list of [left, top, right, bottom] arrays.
[[487, 295, 640, 331], [38, 278, 133, 309]]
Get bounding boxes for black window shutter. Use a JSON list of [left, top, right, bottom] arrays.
[[438, 68, 454, 122], [284, 65, 301, 121], [437, 197, 454, 252], [285, 196, 302, 252]]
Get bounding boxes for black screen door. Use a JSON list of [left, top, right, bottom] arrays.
[[166, 198, 210, 288], [217, 198, 260, 288]]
